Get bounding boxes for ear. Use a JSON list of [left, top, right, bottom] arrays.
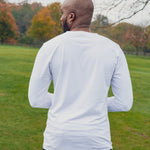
[[68, 12, 76, 25]]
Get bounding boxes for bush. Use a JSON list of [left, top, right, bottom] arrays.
[[18, 34, 34, 45], [18, 34, 43, 47], [147, 41, 150, 50], [122, 43, 137, 54]]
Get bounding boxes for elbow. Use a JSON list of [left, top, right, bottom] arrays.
[[28, 92, 38, 108], [29, 99, 37, 108], [28, 96, 36, 108], [122, 103, 132, 111], [122, 96, 133, 112]]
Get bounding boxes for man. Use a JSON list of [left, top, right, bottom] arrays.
[[28, 0, 133, 149]]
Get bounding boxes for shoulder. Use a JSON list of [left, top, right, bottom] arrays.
[[96, 33, 123, 57], [38, 33, 66, 55], [44, 33, 66, 48], [96, 34, 119, 48]]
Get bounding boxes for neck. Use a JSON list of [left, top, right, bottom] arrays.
[[71, 24, 91, 32]]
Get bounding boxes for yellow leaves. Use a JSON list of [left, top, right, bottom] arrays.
[[28, 2, 62, 42]]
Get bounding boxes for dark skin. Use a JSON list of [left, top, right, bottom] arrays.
[[61, 0, 94, 32]]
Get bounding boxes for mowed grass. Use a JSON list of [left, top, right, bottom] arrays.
[[0, 45, 150, 150]]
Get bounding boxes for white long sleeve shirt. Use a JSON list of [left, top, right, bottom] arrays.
[[28, 31, 133, 150]]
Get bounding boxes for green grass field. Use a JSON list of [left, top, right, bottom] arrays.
[[0, 45, 150, 150]]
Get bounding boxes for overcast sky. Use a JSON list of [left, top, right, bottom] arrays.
[[7, 0, 150, 26]]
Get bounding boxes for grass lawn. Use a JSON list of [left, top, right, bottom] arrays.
[[0, 45, 150, 150]]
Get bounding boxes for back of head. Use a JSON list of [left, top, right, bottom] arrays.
[[61, 0, 94, 31]]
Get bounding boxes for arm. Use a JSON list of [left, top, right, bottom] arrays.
[[107, 47, 133, 112], [28, 44, 54, 109]]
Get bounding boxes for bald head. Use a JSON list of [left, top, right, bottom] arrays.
[[61, 0, 94, 32]]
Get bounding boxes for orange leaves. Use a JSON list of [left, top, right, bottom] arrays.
[[28, 7, 55, 41], [0, 2, 62, 44], [0, 2, 19, 44], [28, 2, 62, 42]]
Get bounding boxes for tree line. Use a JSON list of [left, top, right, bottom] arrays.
[[0, 1, 62, 47], [0, 1, 150, 55], [91, 15, 150, 55]]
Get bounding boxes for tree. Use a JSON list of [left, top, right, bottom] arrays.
[[109, 23, 133, 44], [109, 22, 148, 55], [11, 3, 43, 35], [28, 2, 62, 42], [47, 2, 62, 35], [91, 14, 109, 27], [28, 7, 56, 42], [91, 14, 110, 37], [145, 25, 150, 52], [0, 2, 19, 44], [124, 25, 148, 55]]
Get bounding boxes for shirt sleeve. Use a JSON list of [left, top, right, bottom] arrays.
[[28, 43, 54, 109], [107, 47, 133, 112]]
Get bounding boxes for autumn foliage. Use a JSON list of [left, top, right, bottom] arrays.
[[0, 2, 19, 44], [28, 2, 62, 42], [0, 1, 150, 55], [47, 2, 62, 35], [91, 18, 150, 55], [11, 3, 43, 35]]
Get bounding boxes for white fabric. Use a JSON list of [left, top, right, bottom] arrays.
[[28, 31, 133, 150]]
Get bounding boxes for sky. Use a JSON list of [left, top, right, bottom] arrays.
[[6, 0, 150, 26]]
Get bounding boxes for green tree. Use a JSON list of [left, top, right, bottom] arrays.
[[92, 14, 109, 28], [47, 2, 62, 35], [0, 3, 19, 44], [91, 14, 110, 37], [11, 3, 42, 35]]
